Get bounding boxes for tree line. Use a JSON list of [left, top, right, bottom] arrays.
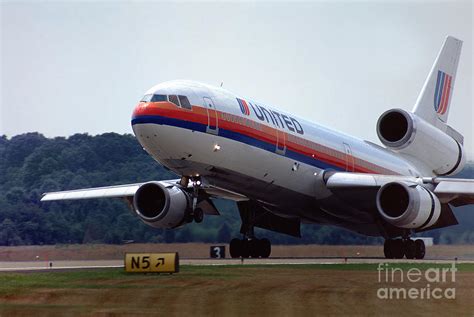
[[0, 132, 473, 246]]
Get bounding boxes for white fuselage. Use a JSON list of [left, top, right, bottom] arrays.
[[131, 80, 424, 203]]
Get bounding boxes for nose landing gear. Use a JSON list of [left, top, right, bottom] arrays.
[[182, 176, 205, 224], [384, 238, 425, 259], [193, 207, 204, 223]]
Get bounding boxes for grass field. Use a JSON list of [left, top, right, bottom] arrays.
[[1, 263, 473, 316]]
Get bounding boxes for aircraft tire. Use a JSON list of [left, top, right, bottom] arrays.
[[249, 239, 261, 258], [414, 240, 426, 259], [240, 240, 251, 258], [392, 239, 405, 259], [229, 238, 242, 258], [404, 239, 416, 259], [193, 208, 204, 223], [383, 240, 394, 259], [261, 238, 271, 258]]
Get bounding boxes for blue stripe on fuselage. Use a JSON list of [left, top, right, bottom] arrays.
[[131, 115, 342, 171]]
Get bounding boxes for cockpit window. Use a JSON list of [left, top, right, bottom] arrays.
[[178, 95, 192, 110], [168, 95, 180, 107], [140, 94, 153, 102], [151, 94, 167, 102], [141, 93, 192, 109]]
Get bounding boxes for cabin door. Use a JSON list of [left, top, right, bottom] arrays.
[[343, 142, 355, 172], [203, 97, 218, 135]]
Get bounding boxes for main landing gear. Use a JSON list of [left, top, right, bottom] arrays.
[[383, 238, 425, 259], [229, 200, 272, 258], [230, 238, 271, 258]]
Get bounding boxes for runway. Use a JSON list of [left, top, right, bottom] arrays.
[[1, 257, 472, 272]]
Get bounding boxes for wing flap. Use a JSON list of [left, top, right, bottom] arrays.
[[324, 172, 474, 207], [433, 178, 474, 206], [325, 172, 421, 189]]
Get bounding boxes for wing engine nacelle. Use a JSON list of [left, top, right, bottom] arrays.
[[376, 182, 440, 230], [133, 182, 190, 229], [376, 109, 465, 175]]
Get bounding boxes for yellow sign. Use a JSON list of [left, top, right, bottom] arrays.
[[124, 253, 179, 273]]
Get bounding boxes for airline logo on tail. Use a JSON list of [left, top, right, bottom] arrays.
[[237, 98, 251, 116], [434, 70, 452, 115]]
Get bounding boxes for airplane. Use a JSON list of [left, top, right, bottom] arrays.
[[42, 36, 474, 259]]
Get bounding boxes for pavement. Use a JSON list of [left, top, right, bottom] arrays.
[[0, 257, 471, 272]]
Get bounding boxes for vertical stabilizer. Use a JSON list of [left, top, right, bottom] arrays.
[[413, 36, 462, 125]]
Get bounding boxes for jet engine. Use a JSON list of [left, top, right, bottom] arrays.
[[376, 109, 465, 175], [133, 182, 190, 228], [376, 182, 440, 230]]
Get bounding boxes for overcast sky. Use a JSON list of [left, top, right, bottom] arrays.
[[1, 1, 473, 153]]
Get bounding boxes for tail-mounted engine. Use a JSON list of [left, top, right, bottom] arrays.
[[376, 109, 465, 176], [133, 182, 190, 228], [376, 182, 440, 230]]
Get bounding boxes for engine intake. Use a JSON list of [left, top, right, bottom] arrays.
[[377, 110, 412, 147], [133, 182, 189, 228], [376, 109, 465, 176], [376, 182, 440, 230]]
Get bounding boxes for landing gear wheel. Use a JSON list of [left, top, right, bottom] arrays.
[[392, 239, 404, 259], [249, 239, 261, 258], [229, 238, 242, 258], [193, 208, 204, 223], [261, 238, 271, 258], [240, 240, 250, 258], [384, 240, 394, 259], [414, 239, 426, 259], [404, 239, 416, 259]]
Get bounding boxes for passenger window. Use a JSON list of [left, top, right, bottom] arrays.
[[140, 94, 153, 102], [151, 94, 167, 102], [168, 95, 180, 107], [178, 95, 192, 110]]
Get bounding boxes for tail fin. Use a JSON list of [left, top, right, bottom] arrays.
[[413, 36, 463, 124]]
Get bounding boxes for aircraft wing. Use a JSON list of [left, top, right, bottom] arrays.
[[431, 178, 474, 206], [41, 183, 145, 201], [41, 179, 248, 202], [324, 172, 474, 206]]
